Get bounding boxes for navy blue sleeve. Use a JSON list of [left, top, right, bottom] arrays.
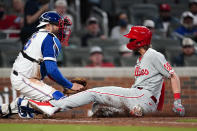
[[44, 60, 73, 89]]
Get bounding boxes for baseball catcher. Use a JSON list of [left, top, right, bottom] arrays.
[[29, 26, 185, 117], [0, 11, 86, 118]]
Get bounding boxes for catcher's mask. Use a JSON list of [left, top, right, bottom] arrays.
[[124, 26, 152, 51], [58, 16, 72, 46], [37, 11, 72, 46]]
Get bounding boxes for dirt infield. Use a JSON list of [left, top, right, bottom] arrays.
[[0, 104, 197, 128], [0, 117, 197, 128], [0, 107, 197, 128]]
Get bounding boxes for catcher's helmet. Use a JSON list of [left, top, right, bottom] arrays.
[[124, 26, 152, 50], [37, 11, 72, 46]]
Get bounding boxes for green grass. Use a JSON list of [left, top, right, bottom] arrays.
[[176, 119, 197, 123], [0, 124, 196, 131]]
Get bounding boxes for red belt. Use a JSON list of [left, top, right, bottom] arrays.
[[136, 87, 157, 104]]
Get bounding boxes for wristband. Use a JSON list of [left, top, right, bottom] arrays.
[[174, 93, 180, 100]]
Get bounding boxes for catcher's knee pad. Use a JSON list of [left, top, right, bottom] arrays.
[[52, 91, 64, 100]]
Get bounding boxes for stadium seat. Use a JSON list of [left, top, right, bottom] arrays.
[[68, 36, 81, 48], [0, 39, 22, 50], [103, 47, 120, 60], [151, 38, 181, 60], [0, 32, 6, 39], [165, 47, 182, 64], [118, 56, 138, 67], [170, 4, 188, 18], [176, 0, 189, 4], [87, 38, 120, 48], [100, 0, 117, 15], [62, 47, 89, 67], [184, 55, 197, 66], [0, 50, 18, 67], [0, 40, 22, 67], [145, 0, 177, 5], [0, 51, 3, 67], [129, 4, 159, 25], [151, 38, 181, 50], [115, 0, 144, 9]]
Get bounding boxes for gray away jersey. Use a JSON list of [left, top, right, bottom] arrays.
[[131, 48, 174, 99]]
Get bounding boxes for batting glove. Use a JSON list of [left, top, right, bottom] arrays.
[[172, 99, 185, 116]]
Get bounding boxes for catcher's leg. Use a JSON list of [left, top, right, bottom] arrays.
[[8, 73, 64, 118], [0, 95, 34, 118], [1, 96, 43, 118]]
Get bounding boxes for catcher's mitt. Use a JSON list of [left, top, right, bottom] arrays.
[[70, 78, 87, 87], [63, 78, 87, 96]]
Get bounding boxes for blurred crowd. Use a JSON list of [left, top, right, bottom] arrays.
[[0, 0, 197, 67]]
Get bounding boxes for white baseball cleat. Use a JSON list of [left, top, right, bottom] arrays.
[[130, 105, 143, 117], [29, 100, 59, 117]]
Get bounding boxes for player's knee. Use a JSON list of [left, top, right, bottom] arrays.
[[52, 91, 64, 100]]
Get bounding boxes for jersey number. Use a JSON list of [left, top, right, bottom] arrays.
[[23, 34, 37, 50], [164, 62, 172, 71]]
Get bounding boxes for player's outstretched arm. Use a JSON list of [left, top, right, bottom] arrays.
[[45, 60, 73, 88], [45, 60, 85, 91], [170, 72, 185, 116]]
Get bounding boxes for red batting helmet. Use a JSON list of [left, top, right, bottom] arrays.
[[124, 26, 152, 50]]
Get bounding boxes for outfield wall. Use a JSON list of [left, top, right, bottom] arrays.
[[0, 67, 197, 117]]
